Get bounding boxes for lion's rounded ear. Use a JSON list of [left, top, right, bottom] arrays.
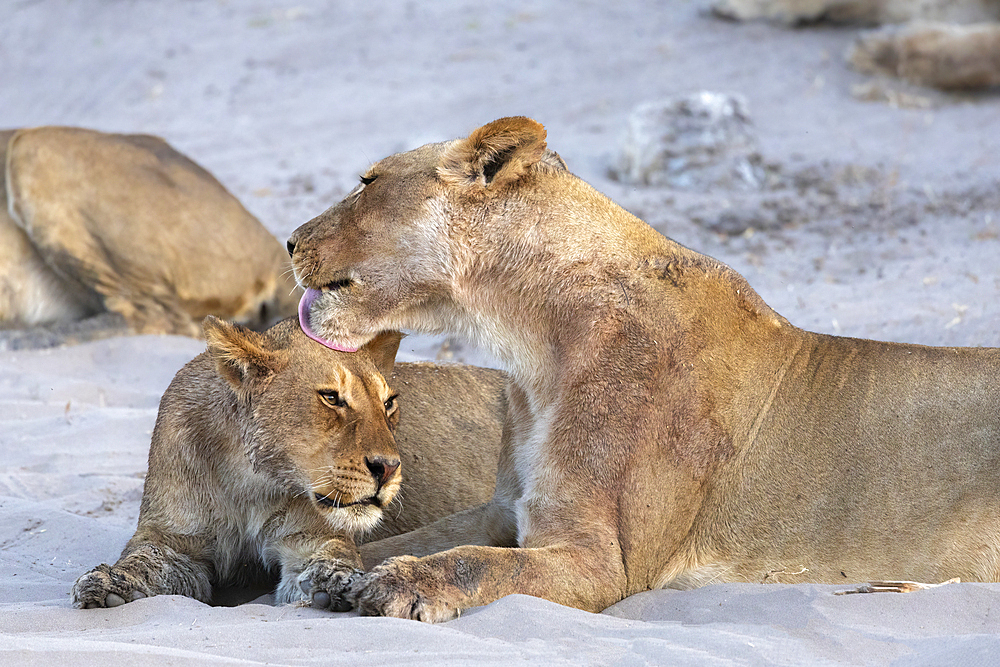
[[361, 330, 404, 379], [203, 315, 285, 394], [438, 117, 547, 189]]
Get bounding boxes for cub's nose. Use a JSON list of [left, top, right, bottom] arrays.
[[365, 456, 400, 489], [286, 238, 296, 257]]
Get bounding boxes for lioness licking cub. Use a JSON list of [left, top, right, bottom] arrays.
[[72, 316, 505, 609], [289, 116, 1000, 622]]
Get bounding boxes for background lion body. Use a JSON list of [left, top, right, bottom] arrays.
[[290, 117, 1000, 621], [712, 0, 1000, 90], [1, 126, 300, 338]]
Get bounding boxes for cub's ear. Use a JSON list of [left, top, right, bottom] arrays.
[[361, 331, 404, 379], [203, 316, 286, 395], [439, 116, 548, 189]]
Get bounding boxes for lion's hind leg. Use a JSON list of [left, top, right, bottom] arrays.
[[72, 540, 212, 609]]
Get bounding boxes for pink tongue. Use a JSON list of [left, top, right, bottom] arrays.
[[297, 288, 359, 352]]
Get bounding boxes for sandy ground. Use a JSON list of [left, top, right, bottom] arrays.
[[3, 1, 1000, 664]]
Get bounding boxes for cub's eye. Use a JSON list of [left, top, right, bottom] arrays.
[[384, 394, 398, 413], [360, 174, 377, 186], [318, 390, 347, 409]]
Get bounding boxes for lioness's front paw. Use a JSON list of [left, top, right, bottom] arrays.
[[297, 558, 365, 612], [355, 555, 458, 623], [71, 564, 149, 609]]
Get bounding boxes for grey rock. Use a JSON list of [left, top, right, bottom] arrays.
[[612, 92, 766, 192]]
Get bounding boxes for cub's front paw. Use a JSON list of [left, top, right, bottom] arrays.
[[297, 558, 365, 612], [355, 555, 458, 623], [71, 564, 149, 609]]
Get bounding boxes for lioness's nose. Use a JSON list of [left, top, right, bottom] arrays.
[[286, 238, 296, 257], [366, 456, 400, 488]]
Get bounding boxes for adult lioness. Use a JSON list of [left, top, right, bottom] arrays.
[[1, 127, 299, 338], [288, 117, 1000, 622], [71, 316, 505, 609]]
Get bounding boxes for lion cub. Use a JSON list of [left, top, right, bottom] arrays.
[[71, 316, 505, 609]]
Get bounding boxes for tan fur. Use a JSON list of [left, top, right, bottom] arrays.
[[850, 21, 1000, 88], [1, 126, 300, 336], [288, 117, 1000, 622], [71, 317, 505, 609], [712, 0, 1000, 90]]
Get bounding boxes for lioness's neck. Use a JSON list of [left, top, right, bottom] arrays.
[[442, 176, 676, 391]]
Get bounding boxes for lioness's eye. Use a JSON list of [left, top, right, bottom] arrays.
[[360, 174, 377, 186], [318, 390, 347, 409], [384, 394, 398, 413]]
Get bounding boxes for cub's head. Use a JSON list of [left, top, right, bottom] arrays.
[[287, 116, 566, 352], [202, 315, 403, 534]]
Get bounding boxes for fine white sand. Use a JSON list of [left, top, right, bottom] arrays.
[[3, 1, 1000, 664]]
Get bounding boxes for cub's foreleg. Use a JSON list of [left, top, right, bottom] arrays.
[[285, 531, 365, 611], [71, 532, 212, 608]]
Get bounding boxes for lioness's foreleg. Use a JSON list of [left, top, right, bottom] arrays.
[[71, 536, 212, 608], [354, 534, 627, 623]]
